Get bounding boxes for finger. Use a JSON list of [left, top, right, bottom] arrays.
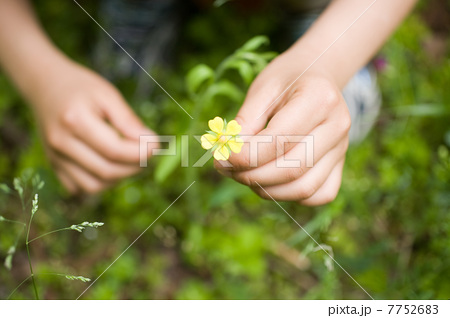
[[96, 92, 154, 141], [51, 135, 142, 181], [226, 92, 347, 171], [234, 78, 284, 137], [233, 136, 347, 187], [250, 145, 345, 201], [56, 154, 113, 194], [65, 106, 156, 164], [299, 159, 345, 206], [55, 168, 79, 194], [227, 80, 349, 171]]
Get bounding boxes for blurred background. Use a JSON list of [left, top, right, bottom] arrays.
[[0, 0, 449, 299]]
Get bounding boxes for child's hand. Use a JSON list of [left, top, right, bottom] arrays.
[[30, 62, 158, 194], [215, 51, 351, 206]]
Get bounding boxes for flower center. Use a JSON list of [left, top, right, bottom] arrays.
[[218, 135, 229, 144]]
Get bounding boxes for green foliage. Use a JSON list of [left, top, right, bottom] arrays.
[[186, 64, 215, 95], [4, 246, 15, 271], [154, 35, 275, 184], [0, 2, 449, 300], [0, 183, 11, 194], [0, 172, 103, 299]]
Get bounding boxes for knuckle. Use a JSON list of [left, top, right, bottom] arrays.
[[339, 109, 352, 134], [312, 79, 340, 110], [230, 149, 250, 170], [324, 87, 340, 107], [295, 183, 317, 200], [103, 145, 123, 161], [283, 168, 299, 183], [46, 129, 63, 150], [234, 115, 251, 134], [233, 171, 254, 186], [283, 166, 305, 183], [60, 105, 81, 129], [321, 85, 340, 107], [275, 135, 290, 155]]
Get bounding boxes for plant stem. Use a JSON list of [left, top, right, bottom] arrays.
[[19, 197, 25, 212], [7, 272, 70, 299], [25, 213, 39, 300], [7, 275, 32, 299], [28, 227, 71, 244], [0, 217, 26, 227]]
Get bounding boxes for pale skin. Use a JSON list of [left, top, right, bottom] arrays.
[[0, 0, 416, 203]]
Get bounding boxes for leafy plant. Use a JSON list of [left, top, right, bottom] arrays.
[[0, 172, 104, 299], [1, 2, 449, 300], [154, 35, 276, 183]]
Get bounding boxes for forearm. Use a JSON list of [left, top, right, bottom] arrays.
[[287, 0, 418, 88], [0, 0, 71, 102]]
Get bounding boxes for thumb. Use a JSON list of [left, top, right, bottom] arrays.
[[102, 94, 154, 140]]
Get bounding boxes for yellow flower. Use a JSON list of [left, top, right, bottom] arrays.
[[201, 116, 244, 161]]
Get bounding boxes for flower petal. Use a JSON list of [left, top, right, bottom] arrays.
[[214, 145, 230, 161], [208, 117, 224, 134], [228, 137, 244, 154], [225, 120, 242, 135], [201, 133, 218, 150]]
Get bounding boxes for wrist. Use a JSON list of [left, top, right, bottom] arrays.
[[24, 50, 74, 97], [280, 44, 340, 87], [22, 51, 80, 109]]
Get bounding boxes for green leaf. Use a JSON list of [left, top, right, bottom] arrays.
[[32, 175, 45, 190], [4, 254, 13, 271], [208, 179, 254, 208], [0, 183, 11, 194], [203, 80, 244, 106], [186, 64, 215, 95], [236, 52, 269, 73], [226, 60, 254, 85], [155, 154, 181, 184], [258, 51, 278, 61], [288, 206, 342, 246], [4, 246, 16, 270], [13, 178, 23, 199], [238, 35, 269, 52], [37, 181, 45, 190]]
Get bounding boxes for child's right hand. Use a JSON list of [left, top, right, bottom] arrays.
[[215, 50, 351, 206], [30, 62, 158, 194]]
